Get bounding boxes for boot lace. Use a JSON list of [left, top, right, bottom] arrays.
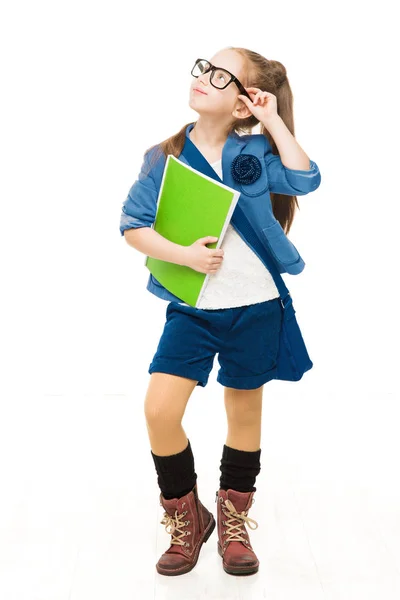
[[222, 498, 258, 544], [160, 505, 190, 547]]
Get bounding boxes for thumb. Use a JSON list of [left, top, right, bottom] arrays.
[[201, 236, 218, 244]]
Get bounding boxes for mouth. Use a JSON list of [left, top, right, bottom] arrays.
[[193, 87, 207, 95]]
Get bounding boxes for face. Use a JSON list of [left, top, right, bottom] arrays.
[[189, 49, 250, 120]]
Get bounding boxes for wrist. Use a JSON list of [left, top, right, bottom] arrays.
[[261, 114, 283, 131], [178, 244, 189, 267]]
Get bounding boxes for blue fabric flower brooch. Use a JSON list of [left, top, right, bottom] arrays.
[[230, 154, 262, 185]]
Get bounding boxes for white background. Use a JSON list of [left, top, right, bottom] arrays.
[[1, 1, 399, 598]]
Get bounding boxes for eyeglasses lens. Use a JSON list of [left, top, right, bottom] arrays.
[[191, 60, 231, 89]]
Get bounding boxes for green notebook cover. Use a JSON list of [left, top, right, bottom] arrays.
[[144, 155, 240, 307]]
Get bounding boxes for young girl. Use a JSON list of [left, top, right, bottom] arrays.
[[120, 46, 321, 577]]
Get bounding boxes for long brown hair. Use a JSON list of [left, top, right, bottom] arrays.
[[144, 47, 299, 235]]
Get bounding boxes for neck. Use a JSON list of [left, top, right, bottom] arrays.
[[190, 118, 231, 148]]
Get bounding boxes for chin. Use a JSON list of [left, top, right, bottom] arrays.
[[188, 99, 200, 112]]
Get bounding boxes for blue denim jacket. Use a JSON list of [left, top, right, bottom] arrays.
[[120, 122, 321, 303]]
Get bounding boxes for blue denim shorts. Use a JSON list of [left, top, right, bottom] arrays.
[[148, 298, 283, 390]]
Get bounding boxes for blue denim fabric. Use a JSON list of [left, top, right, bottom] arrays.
[[120, 122, 321, 304], [148, 298, 283, 390]]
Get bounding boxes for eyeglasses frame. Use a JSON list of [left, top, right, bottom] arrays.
[[191, 58, 252, 101]]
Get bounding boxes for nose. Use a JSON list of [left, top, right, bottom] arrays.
[[197, 72, 210, 86]]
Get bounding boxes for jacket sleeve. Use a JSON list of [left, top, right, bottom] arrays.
[[263, 135, 321, 195], [119, 149, 158, 236]]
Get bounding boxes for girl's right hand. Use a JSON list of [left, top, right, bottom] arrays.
[[182, 236, 224, 274]]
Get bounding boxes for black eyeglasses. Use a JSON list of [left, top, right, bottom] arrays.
[[191, 58, 252, 100]]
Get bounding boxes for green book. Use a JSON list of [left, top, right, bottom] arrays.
[[144, 155, 240, 307]]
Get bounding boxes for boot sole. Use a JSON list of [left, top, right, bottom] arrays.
[[217, 541, 259, 575], [156, 512, 216, 576]]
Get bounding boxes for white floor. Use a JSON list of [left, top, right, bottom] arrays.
[[1, 388, 399, 600]]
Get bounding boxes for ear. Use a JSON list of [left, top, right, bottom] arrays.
[[234, 96, 253, 119]]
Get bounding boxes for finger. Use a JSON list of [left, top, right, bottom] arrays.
[[258, 93, 267, 104]]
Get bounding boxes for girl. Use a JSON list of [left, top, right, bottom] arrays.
[[120, 46, 321, 577]]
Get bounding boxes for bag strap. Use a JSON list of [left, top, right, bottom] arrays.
[[181, 136, 293, 313]]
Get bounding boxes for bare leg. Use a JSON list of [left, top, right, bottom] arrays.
[[223, 385, 263, 451], [144, 373, 199, 456]]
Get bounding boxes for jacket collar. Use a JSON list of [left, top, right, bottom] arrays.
[[182, 122, 247, 182]]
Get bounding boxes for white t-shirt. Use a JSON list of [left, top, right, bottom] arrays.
[[178, 158, 280, 309]]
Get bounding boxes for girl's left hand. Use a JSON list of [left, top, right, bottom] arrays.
[[238, 87, 278, 123]]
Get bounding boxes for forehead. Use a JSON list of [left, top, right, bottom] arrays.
[[208, 51, 244, 79]]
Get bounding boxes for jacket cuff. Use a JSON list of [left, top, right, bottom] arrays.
[[120, 211, 152, 236], [281, 159, 321, 194]]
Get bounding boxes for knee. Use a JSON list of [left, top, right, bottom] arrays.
[[224, 387, 263, 426], [144, 396, 183, 429]]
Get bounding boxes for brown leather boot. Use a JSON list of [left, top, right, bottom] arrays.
[[156, 482, 216, 576], [216, 488, 259, 575]]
